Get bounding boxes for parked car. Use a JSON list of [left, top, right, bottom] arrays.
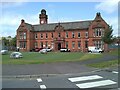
[[45, 48, 52, 52], [88, 46, 104, 53], [60, 48, 70, 52], [0, 50, 8, 55], [10, 52, 23, 59], [39, 49, 47, 54], [35, 48, 43, 52]]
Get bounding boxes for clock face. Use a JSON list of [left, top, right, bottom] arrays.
[[41, 21, 44, 24]]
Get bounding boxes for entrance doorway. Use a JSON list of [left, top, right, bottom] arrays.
[[58, 43, 61, 50]]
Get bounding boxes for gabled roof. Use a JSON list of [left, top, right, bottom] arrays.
[[25, 20, 93, 31], [25, 23, 33, 30]]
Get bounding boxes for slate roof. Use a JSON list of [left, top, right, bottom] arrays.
[[25, 20, 93, 31], [25, 23, 33, 30]]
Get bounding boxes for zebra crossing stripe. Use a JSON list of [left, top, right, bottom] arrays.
[[76, 80, 117, 88], [112, 71, 118, 74], [37, 78, 42, 82], [68, 75, 103, 82], [40, 85, 47, 89]]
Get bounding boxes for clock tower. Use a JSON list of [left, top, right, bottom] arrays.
[[39, 9, 48, 24]]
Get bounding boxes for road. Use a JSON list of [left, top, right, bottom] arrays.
[[2, 67, 119, 90], [2, 54, 118, 76], [2, 54, 119, 89]]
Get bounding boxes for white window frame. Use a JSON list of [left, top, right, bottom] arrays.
[[72, 32, 75, 38], [85, 32, 88, 38], [66, 41, 68, 48], [46, 33, 48, 39], [72, 41, 75, 49], [78, 32, 80, 38], [66, 32, 68, 38], [40, 33, 43, 39], [23, 32, 26, 39], [78, 41, 81, 49], [35, 34, 38, 39]]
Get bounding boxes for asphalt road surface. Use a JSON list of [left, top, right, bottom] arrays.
[[2, 54, 119, 90], [2, 67, 119, 90]]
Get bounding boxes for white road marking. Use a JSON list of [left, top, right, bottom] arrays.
[[68, 75, 103, 82], [76, 80, 117, 88], [40, 85, 47, 89], [37, 78, 42, 82], [112, 71, 118, 74]]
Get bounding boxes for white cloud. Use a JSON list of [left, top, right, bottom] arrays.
[[25, 13, 39, 25], [0, 11, 27, 27], [49, 17, 75, 23], [95, 0, 119, 14], [95, 0, 119, 36], [1, 12, 118, 37], [0, 12, 39, 37], [104, 17, 118, 36], [0, 0, 109, 2], [1, 1, 119, 37], [1, 0, 28, 2], [0, 26, 17, 37], [0, 2, 26, 9]]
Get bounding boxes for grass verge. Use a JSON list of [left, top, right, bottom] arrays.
[[87, 59, 119, 68], [79, 53, 103, 61]]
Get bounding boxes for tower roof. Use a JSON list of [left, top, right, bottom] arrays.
[[41, 9, 46, 14]]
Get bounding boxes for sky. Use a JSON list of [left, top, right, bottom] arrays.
[[0, 0, 119, 37]]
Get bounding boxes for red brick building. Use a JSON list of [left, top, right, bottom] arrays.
[[17, 9, 108, 52]]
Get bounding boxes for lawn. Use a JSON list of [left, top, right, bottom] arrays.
[[87, 49, 119, 68], [1, 51, 103, 64], [108, 48, 119, 56]]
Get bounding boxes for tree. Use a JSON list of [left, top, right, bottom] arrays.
[[2, 37, 10, 46], [2, 36, 16, 50], [102, 26, 115, 51], [10, 36, 16, 47], [2, 37, 10, 50], [8, 36, 11, 38]]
